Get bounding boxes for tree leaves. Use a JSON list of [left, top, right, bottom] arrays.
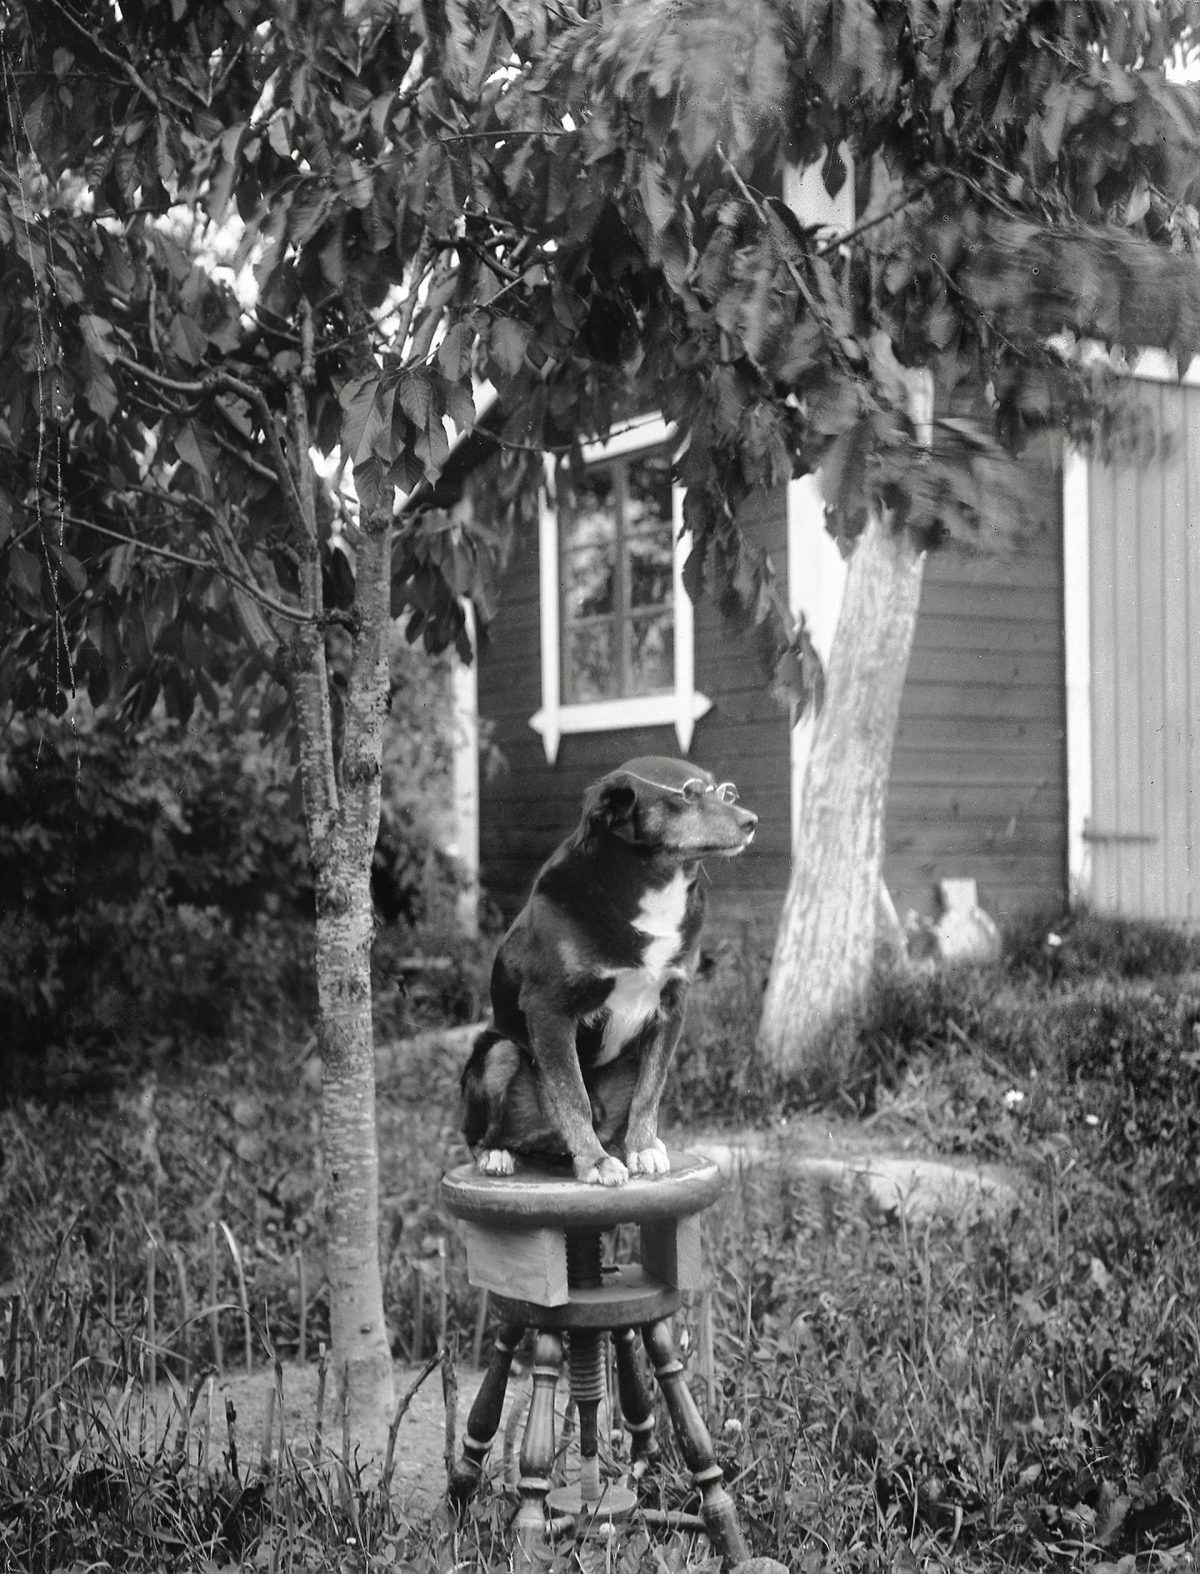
[[174, 422, 215, 491], [339, 374, 391, 467], [487, 317, 531, 377], [3, 0, 1200, 724], [8, 546, 42, 600]]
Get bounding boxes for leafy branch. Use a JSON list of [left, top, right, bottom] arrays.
[[60, 515, 342, 630], [42, 0, 165, 112], [109, 355, 307, 531]]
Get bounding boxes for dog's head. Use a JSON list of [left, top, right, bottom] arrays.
[[582, 756, 757, 863]]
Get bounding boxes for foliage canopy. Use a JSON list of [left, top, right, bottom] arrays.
[[2, 0, 1198, 715]]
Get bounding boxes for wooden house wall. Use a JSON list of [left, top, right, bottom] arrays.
[[887, 444, 1067, 923]]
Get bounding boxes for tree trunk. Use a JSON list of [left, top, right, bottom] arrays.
[[315, 511, 396, 1460], [315, 835, 395, 1460], [288, 381, 395, 1458], [758, 511, 924, 1072]]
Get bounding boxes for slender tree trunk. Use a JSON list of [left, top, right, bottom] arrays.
[[315, 510, 396, 1457], [288, 380, 394, 1455], [315, 841, 394, 1458], [758, 511, 924, 1072]]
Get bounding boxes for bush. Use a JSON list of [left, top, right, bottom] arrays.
[[0, 705, 315, 1100], [0, 676, 478, 1099], [1003, 902, 1200, 981]]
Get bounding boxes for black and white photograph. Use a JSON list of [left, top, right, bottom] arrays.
[[2, 2, 1199, 1568]]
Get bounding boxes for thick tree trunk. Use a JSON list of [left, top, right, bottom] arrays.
[[758, 512, 924, 1072]]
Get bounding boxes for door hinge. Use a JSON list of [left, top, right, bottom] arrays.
[[1082, 827, 1159, 845]]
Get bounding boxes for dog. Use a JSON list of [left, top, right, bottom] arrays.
[[460, 756, 757, 1186]]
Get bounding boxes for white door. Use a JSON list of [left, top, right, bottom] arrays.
[[1080, 372, 1199, 924]]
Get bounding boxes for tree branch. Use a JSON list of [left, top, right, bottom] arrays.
[[211, 424, 278, 483], [285, 378, 340, 844], [718, 147, 859, 382], [393, 233, 434, 360], [814, 171, 947, 259], [43, 0, 162, 111], [69, 515, 321, 629], [110, 353, 307, 532], [204, 512, 287, 656]]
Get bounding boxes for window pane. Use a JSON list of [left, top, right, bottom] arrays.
[[626, 531, 673, 609], [564, 622, 617, 702], [625, 450, 673, 536], [559, 445, 676, 705], [561, 469, 617, 555], [629, 612, 674, 693], [563, 542, 615, 617]]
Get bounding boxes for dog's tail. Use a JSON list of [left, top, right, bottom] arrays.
[[460, 1027, 521, 1148]]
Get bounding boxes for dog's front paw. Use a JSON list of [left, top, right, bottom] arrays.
[[577, 1154, 628, 1187], [477, 1148, 516, 1176], [628, 1140, 670, 1177]]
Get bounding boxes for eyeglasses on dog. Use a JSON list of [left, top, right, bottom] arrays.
[[624, 771, 740, 805]]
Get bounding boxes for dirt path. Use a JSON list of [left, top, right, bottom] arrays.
[[154, 1356, 517, 1517]]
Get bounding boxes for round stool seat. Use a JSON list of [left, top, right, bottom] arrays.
[[441, 1149, 722, 1230]]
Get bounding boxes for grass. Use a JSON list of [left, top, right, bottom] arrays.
[[3, 911, 1200, 1570]]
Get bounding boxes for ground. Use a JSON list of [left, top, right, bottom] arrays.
[[157, 1114, 1018, 1518]]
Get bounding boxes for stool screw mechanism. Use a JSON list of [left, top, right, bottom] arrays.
[[564, 1230, 606, 1505]]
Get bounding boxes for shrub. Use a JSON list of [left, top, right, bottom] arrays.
[[0, 675, 477, 1099], [1004, 902, 1200, 982], [0, 705, 315, 1100], [665, 938, 779, 1128]]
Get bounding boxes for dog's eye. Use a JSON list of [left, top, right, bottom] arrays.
[[679, 778, 706, 802], [715, 782, 739, 804]]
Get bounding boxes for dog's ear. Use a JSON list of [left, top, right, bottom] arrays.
[[583, 776, 637, 836]]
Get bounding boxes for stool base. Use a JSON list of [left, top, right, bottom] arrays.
[[546, 1479, 638, 1521], [442, 1154, 772, 1571], [450, 1314, 751, 1572]]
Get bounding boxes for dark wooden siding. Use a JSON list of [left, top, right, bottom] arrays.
[[476, 483, 792, 945], [886, 446, 1068, 923]]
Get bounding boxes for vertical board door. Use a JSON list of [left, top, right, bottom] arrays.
[[1087, 379, 1200, 925]]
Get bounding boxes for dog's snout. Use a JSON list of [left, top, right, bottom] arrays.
[[737, 806, 758, 836]]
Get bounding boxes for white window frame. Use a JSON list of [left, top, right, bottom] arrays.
[[529, 413, 712, 764]]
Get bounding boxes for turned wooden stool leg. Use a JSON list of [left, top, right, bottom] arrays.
[[515, 1329, 564, 1567], [613, 1325, 660, 1471], [449, 1319, 525, 1505], [643, 1318, 750, 1570]]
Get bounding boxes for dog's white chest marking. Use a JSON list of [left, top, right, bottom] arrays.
[[592, 872, 690, 1066]]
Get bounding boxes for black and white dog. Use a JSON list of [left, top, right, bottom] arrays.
[[461, 757, 757, 1185]]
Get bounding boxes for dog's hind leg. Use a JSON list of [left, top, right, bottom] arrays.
[[461, 1034, 522, 1175]]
